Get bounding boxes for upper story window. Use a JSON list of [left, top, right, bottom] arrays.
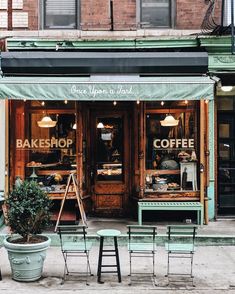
[[140, 0, 173, 28], [42, 0, 79, 29]]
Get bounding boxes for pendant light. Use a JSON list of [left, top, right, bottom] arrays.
[[160, 114, 179, 127], [97, 122, 104, 128], [37, 115, 57, 128], [72, 113, 77, 129]]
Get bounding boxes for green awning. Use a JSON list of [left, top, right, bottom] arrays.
[[0, 76, 214, 101]]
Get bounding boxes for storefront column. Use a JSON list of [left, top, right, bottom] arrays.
[[0, 100, 6, 193], [208, 99, 215, 220]]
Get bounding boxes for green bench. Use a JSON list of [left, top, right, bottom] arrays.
[[138, 201, 204, 226]]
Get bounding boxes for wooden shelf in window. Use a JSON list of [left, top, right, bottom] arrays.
[[47, 191, 76, 200], [37, 170, 75, 176], [146, 169, 180, 175], [143, 190, 200, 201]]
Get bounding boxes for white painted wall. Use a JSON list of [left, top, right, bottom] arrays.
[[0, 100, 5, 193]]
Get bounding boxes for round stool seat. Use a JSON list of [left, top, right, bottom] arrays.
[[97, 229, 121, 237]]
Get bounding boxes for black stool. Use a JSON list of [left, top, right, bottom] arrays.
[[97, 229, 121, 283]]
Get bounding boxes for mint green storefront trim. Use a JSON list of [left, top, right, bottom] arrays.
[[0, 76, 214, 101], [208, 99, 215, 220]]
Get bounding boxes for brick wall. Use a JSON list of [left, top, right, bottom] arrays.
[[113, 0, 136, 30], [81, 0, 111, 30], [0, 0, 38, 30], [23, 0, 38, 30], [176, 0, 221, 29], [0, 0, 223, 31]]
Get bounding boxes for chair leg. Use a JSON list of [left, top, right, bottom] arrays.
[[85, 252, 93, 285], [166, 252, 170, 277], [97, 237, 104, 283], [0, 268, 2, 281], [152, 251, 157, 286], [190, 252, 194, 278], [61, 252, 69, 284], [128, 251, 132, 285], [114, 237, 121, 283]]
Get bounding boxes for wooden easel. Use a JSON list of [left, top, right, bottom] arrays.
[[54, 171, 87, 232]]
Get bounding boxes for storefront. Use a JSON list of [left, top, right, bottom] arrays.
[[0, 44, 216, 223], [0, 74, 215, 223]]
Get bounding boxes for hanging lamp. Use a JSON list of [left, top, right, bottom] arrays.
[[160, 114, 179, 127], [37, 115, 57, 128], [97, 122, 104, 128]]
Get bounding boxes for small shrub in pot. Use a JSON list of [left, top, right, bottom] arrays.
[[4, 180, 52, 281]]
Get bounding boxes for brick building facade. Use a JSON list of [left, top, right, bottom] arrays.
[[0, 0, 222, 32]]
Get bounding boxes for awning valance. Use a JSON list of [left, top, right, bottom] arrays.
[[0, 76, 214, 101], [1, 51, 208, 74]]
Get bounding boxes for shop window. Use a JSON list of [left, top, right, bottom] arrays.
[[42, 0, 79, 29], [23, 112, 77, 193], [96, 117, 123, 181], [145, 101, 199, 192], [140, 0, 173, 28]]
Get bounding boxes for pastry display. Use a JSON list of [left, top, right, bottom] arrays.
[[27, 161, 42, 167], [178, 151, 190, 162], [168, 182, 180, 190]]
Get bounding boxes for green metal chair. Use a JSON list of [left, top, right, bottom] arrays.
[[57, 225, 93, 285], [127, 225, 157, 285], [165, 225, 198, 286]]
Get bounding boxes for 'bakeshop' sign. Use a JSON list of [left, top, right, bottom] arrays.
[[153, 138, 194, 149], [16, 138, 73, 149]]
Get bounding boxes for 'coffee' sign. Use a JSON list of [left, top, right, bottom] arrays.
[[153, 138, 194, 149], [16, 138, 73, 149]]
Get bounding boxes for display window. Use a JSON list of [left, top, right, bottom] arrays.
[[13, 101, 77, 196], [145, 101, 199, 192]]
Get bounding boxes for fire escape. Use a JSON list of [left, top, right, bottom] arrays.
[[201, 0, 235, 53]]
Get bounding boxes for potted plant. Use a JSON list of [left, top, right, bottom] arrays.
[[3, 180, 52, 282]]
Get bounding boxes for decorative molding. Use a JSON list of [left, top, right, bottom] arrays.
[[209, 54, 235, 70]]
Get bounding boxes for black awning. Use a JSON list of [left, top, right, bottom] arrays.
[[1, 51, 208, 75]]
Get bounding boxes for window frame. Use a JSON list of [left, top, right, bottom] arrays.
[[138, 0, 175, 29], [41, 0, 80, 30]]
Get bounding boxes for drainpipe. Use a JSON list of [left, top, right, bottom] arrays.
[[231, 0, 234, 53], [221, 0, 225, 26], [8, 0, 12, 31], [110, 0, 114, 31]]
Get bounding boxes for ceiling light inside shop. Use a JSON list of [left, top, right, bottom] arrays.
[[113, 101, 117, 106], [64, 100, 68, 104], [41, 101, 45, 106], [72, 123, 77, 130], [221, 86, 233, 92], [37, 115, 57, 128], [97, 122, 104, 128], [136, 100, 140, 105], [160, 114, 179, 127], [161, 101, 164, 106]]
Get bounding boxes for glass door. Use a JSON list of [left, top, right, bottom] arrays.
[[218, 97, 235, 215], [90, 110, 130, 215]]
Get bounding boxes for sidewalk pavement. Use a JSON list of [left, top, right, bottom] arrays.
[[1, 244, 235, 293]]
